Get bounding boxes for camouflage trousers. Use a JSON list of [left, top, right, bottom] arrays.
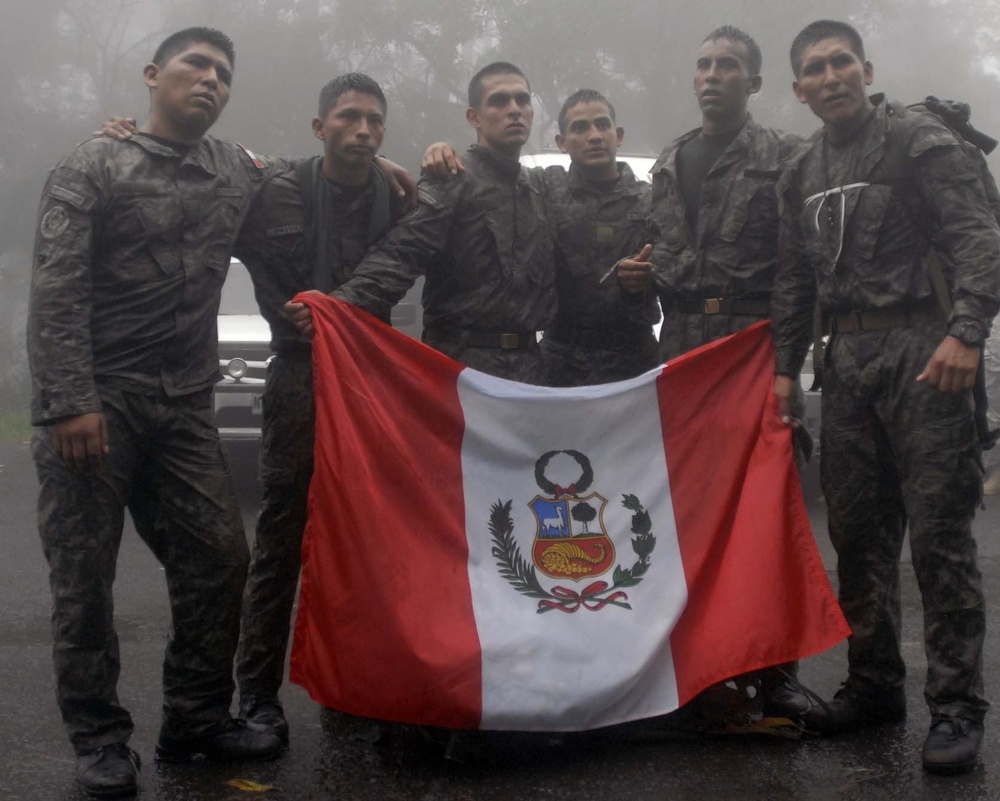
[[540, 333, 659, 387], [822, 325, 987, 722], [236, 356, 315, 699], [32, 386, 248, 753]]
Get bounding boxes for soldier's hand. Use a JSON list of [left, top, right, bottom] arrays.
[[282, 296, 320, 339], [53, 412, 108, 471], [421, 142, 464, 178], [94, 116, 137, 141], [375, 155, 418, 211], [917, 335, 980, 393], [773, 375, 801, 427], [616, 244, 653, 294]]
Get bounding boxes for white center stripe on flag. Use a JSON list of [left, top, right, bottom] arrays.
[[457, 368, 686, 731]]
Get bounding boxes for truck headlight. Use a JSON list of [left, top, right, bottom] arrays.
[[227, 358, 248, 381]]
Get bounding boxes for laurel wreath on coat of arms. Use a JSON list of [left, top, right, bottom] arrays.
[[490, 494, 656, 614]]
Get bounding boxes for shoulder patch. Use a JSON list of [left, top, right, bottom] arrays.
[[40, 206, 71, 240], [236, 143, 266, 170], [48, 184, 87, 208], [417, 186, 446, 210]]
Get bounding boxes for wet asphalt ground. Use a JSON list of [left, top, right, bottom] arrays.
[[3, 438, 1000, 801]]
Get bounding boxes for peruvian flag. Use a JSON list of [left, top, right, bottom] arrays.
[[289, 296, 848, 731]]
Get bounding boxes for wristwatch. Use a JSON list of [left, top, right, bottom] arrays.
[[948, 321, 986, 347]]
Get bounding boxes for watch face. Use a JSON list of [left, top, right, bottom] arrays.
[[957, 324, 983, 345]]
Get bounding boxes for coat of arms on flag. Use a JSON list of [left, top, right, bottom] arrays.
[[492, 449, 656, 613]]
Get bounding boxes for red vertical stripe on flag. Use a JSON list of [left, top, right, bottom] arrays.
[[290, 296, 483, 728], [658, 322, 849, 706]]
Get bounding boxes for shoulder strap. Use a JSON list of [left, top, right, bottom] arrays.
[[294, 155, 334, 293], [367, 162, 393, 245], [883, 107, 953, 317]]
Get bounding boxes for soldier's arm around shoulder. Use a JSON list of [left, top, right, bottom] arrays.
[[905, 114, 1000, 326], [28, 143, 107, 426], [333, 173, 463, 314]]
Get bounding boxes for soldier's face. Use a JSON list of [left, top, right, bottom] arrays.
[[555, 101, 624, 176], [313, 90, 386, 174], [693, 38, 760, 122], [793, 37, 873, 132], [144, 42, 232, 135], [466, 74, 533, 157]]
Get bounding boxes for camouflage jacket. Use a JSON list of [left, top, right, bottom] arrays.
[[772, 96, 1000, 378], [233, 159, 404, 353], [536, 162, 660, 334], [334, 144, 556, 334], [27, 133, 267, 425], [650, 116, 804, 305]]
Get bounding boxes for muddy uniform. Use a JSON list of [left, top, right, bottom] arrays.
[[536, 163, 660, 386], [28, 133, 265, 752], [772, 97, 1000, 723], [334, 144, 556, 382], [232, 160, 403, 702], [651, 117, 804, 360]]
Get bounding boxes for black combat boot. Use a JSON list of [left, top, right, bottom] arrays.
[[239, 695, 290, 744], [921, 716, 983, 774], [155, 717, 283, 762], [760, 666, 817, 720], [75, 743, 141, 798], [802, 684, 906, 735]]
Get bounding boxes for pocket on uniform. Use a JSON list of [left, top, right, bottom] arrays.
[[742, 183, 779, 247], [848, 184, 892, 261], [136, 201, 183, 276], [203, 199, 243, 270], [718, 198, 749, 243]]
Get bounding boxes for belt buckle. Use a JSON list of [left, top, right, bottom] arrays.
[[704, 298, 722, 314], [500, 333, 519, 350]]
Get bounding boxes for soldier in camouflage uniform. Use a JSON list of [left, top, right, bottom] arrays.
[[772, 20, 1000, 773], [287, 62, 556, 384], [536, 90, 660, 386], [649, 26, 811, 722], [231, 73, 406, 743], [27, 27, 283, 799], [652, 26, 804, 362]]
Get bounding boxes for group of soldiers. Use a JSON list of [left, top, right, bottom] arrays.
[[27, 16, 999, 800]]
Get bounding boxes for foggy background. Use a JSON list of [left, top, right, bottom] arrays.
[[2, 0, 999, 412]]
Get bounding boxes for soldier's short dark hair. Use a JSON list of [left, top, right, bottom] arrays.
[[152, 27, 235, 70], [317, 73, 388, 120], [468, 62, 530, 109], [790, 20, 865, 77], [702, 26, 762, 76], [557, 89, 616, 135]]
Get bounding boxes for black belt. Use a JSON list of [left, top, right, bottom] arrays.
[[425, 327, 538, 350], [545, 324, 648, 351], [832, 302, 941, 333], [673, 297, 771, 316]]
